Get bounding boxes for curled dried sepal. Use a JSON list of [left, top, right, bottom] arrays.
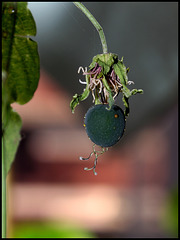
[[113, 59, 143, 116], [70, 75, 90, 113]]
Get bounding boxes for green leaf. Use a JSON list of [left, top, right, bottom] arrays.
[[70, 75, 90, 113], [2, 2, 36, 37], [113, 60, 128, 86], [101, 76, 114, 109], [130, 89, 144, 95], [89, 53, 118, 74], [113, 59, 143, 116], [122, 96, 129, 117], [2, 2, 40, 104], [2, 107, 22, 175]]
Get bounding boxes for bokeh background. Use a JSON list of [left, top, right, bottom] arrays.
[[7, 2, 178, 238]]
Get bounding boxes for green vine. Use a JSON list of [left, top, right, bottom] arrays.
[[2, 2, 40, 237]]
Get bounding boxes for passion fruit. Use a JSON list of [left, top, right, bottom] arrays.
[[84, 104, 126, 147]]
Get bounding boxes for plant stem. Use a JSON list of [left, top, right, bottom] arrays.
[[73, 2, 108, 54], [2, 137, 6, 238]]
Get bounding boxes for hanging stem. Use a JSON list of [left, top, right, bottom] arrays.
[[73, 2, 108, 54], [2, 137, 6, 238]]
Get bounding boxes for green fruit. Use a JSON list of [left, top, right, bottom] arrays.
[[84, 104, 126, 147]]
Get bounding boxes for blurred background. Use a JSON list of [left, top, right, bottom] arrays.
[[7, 2, 178, 238]]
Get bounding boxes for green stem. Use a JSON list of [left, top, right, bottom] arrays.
[[2, 137, 6, 238], [73, 2, 108, 54]]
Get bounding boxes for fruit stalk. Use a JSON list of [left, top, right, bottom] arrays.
[[73, 2, 108, 54]]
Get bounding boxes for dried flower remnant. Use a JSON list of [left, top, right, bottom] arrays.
[[70, 53, 143, 116], [78, 63, 122, 104]]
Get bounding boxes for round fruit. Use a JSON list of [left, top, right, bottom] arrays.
[[84, 104, 126, 147]]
